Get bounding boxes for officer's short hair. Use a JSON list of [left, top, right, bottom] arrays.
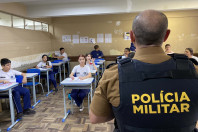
[[165, 44, 171, 47], [1, 58, 11, 66], [94, 45, 99, 50], [186, 48, 193, 55], [60, 47, 64, 51], [132, 10, 168, 46]]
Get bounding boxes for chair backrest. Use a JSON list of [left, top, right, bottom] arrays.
[[27, 69, 41, 75], [15, 75, 23, 84], [53, 60, 63, 63]]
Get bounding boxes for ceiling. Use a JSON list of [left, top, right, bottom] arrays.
[[0, 0, 198, 18]]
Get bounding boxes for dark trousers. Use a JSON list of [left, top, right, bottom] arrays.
[[12, 86, 31, 113], [42, 71, 57, 89], [49, 71, 57, 89], [70, 89, 89, 107]]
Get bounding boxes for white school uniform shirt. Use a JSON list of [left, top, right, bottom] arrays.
[[86, 62, 95, 70], [37, 61, 52, 68], [55, 52, 68, 61], [192, 56, 198, 62], [0, 69, 22, 83], [72, 65, 91, 77]]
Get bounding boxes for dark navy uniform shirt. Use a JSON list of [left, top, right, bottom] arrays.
[[90, 50, 104, 58]]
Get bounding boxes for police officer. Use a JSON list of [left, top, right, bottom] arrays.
[[89, 10, 198, 132]]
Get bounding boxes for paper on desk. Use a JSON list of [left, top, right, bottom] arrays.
[[68, 77, 89, 81]]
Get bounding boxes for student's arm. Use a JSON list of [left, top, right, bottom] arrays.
[[79, 72, 91, 80], [21, 73, 27, 84], [36, 66, 39, 69], [69, 72, 75, 80], [0, 80, 9, 83], [98, 51, 104, 58], [93, 63, 97, 71], [57, 56, 65, 59]]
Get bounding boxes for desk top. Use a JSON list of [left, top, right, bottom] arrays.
[[61, 77, 94, 86], [38, 68, 52, 72], [0, 83, 18, 91], [26, 73, 38, 78], [95, 65, 100, 68]]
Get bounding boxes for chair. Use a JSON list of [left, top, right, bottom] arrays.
[[23, 69, 44, 94]]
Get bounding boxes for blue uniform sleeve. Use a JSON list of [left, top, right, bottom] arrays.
[[100, 51, 104, 57], [130, 42, 136, 51]]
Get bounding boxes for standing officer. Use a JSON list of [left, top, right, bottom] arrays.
[[89, 10, 198, 132]]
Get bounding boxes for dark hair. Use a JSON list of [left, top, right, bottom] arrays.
[[132, 10, 168, 46], [86, 53, 92, 59], [125, 48, 130, 52], [42, 54, 48, 59], [60, 47, 64, 51], [94, 45, 99, 50], [186, 48, 193, 55], [1, 58, 11, 66], [165, 44, 171, 47], [78, 54, 86, 59]]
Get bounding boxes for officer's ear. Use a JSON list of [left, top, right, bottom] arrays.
[[164, 29, 170, 42], [130, 30, 135, 43]]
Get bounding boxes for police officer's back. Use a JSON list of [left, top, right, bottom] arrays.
[[89, 10, 198, 132]]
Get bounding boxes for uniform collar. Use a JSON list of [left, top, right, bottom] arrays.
[[133, 46, 171, 64]]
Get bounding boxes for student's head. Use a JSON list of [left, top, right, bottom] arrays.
[[86, 53, 92, 61], [78, 54, 86, 65], [124, 48, 130, 56], [131, 10, 169, 47], [185, 48, 193, 58], [94, 45, 99, 51], [42, 54, 48, 62], [60, 47, 65, 54], [1, 58, 11, 71], [165, 44, 171, 51]]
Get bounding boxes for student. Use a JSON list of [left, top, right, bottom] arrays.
[[122, 48, 130, 58], [185, 48, 198, 62], [86, 54, 97, 71], [90, 45, 104, 58], [69, 55, 91, 111], [0, 58, 35, 119], [165, 44, 174, 54], [36, 54, 58, 92], [52, 47, 68, 62]]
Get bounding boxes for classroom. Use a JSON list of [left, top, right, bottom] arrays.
[[0, 0, 198, 132]]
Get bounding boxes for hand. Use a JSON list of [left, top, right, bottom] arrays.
[[22, 79, 27, 84], [3, 80, 9, 84], [79, 77, 84, 80], [91, 58, 95, 63], [98, 56, 101, 58], [71, 76, 75, 80]]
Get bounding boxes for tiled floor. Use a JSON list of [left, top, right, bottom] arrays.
[[0, 85, 115, 132]]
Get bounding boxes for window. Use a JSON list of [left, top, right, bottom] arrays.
[[0, 12, 11, 27], [25, 19, 34, 30], [35, 21, 42, 31], [0, 11, 49, 32], [42, 23, 48, 32], [13, 16, 24, 29]]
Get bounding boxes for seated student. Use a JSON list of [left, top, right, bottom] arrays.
[[52, 47, 68, 62], [165, 44, 174, 54], [86, 54, 97, 71], [185, 48, 198, 63], [90, 45, 104, 58], [36, 54, 58, 92], [122, 48, 130, 58], [0, 58, 35, 119], [69, 55, 91, 111]]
